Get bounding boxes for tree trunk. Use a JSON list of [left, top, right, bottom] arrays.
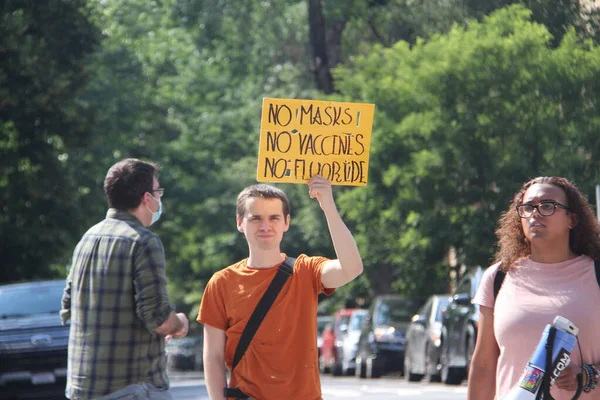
[[368, 263, 396, 294], [307, 0, 335, 94], [326, 19, 346, 71]]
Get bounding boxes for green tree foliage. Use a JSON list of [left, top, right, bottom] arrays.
[[159, 0, 338, 311], [78, 0, 324, 311], [66, 0, 185, 222], [4, 0, 600, 318], [458, 0, 600, 46], [0, 0, 100, 282], [334, 5, 600, 296]]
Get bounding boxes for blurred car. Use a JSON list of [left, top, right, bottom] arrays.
[[440, 266, 484, 385], [319, 308, 357, 375], [0, 280, 69, 400], [166, 336, 203, 371], [355, 295, 421, 379], [317, 315, 333, 359], [338, 309, 368, 376], [404, 294, 451, 382]]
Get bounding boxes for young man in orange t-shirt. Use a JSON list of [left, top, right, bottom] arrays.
[[197, 175, 363, 400]]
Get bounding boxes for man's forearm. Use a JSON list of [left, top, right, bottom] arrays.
[[323, 205, 363, 279], [204, 359, 227, 400], [61, 275, 72, 325]]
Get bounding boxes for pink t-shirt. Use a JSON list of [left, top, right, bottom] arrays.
[[473, 255, 600, 399]]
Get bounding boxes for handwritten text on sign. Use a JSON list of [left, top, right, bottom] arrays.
[[257, 98, 375, 186]]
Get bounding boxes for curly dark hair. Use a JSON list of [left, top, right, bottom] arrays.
[[494, 176, 600, 270]]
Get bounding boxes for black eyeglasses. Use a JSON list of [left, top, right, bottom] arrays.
[[150, 188, 164, 198], [516, 201, 571, 218]]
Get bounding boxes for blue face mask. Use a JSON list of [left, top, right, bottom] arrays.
[[147, 194, 162, 226]]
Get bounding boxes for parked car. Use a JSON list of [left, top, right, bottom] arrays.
[[0, 280, 69, 400], [404, 294, 451, 382], [317, 315, 333, 359], [355, 295, 421, 379], [338, 309, 369, 376], [319, 308, 357, 375], [440, 266, 485, 385], [166, 336, 203, 371]]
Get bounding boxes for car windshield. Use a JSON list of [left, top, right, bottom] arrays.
[[348, 312, 367, 331], [0, 281, 64, 318], [374, 298, 418, 326], [336, 315, 350, 333], [435, 298, 450, 321]]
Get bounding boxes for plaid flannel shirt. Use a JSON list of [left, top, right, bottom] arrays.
[[61, 209, 175, 399]]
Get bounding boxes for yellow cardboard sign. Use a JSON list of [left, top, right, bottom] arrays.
[[257, 98, 375, 186]]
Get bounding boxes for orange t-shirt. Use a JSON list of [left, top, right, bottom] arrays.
[[197, 254, 334, 400]]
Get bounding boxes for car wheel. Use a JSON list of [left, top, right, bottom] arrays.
[[319, 354, 330, 374], [404, 346, 423, 382], [355, 356, 367, 379], [425, 343, 441, 382], [341, 360, 354, 376], [332, 360, 343, 376], [440, 340, 466, 385], [366, 356, 381, 379], [426, 355, 442, 383]]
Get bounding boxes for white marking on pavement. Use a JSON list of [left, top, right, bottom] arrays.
[[171, 378, 206, 388], [322, 388, 362, 397], [323, 383, 467, 397]]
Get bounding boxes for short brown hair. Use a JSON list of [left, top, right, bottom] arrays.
[[494, 176, 600, 270], [104, 158, 161, 210], [236, 184, 290, 218]]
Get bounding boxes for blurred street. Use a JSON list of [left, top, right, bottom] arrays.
[[169, 372, 468, 400]]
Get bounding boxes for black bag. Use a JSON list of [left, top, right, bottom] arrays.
[[223, 257, 295, 399]]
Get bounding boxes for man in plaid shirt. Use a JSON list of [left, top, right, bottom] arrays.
[[61, 158, 188, 399]]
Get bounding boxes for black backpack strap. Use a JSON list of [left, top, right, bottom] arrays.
[[223, 387, 250, 399], [493, 268, 506, 301], [231, 257, 295, 371], [595, 259, 600, 289]]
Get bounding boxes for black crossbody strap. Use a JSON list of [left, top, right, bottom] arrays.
[[537, 326, 557, 400], [231, 257, 295, 371], [493, 268, 505, 301]]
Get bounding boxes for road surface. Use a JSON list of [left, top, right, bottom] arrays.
[[169, 372, 468, 399]]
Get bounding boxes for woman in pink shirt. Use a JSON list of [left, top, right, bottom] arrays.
[[468, 176, 600, 399]]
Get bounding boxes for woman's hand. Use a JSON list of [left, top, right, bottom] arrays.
[[554, 364, 582, 392]]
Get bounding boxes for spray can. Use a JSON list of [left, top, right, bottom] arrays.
[[501, 316, 578, 400]]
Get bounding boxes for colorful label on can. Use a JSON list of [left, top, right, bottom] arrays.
[[518, 363, 544, 393]]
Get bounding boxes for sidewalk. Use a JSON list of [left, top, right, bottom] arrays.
[[168, 370, 205, 386]]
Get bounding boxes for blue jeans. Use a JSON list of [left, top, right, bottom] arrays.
[[94, 383, 173, 400]]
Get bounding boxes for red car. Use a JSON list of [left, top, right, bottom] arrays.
[[319, 308, 360, 375]]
